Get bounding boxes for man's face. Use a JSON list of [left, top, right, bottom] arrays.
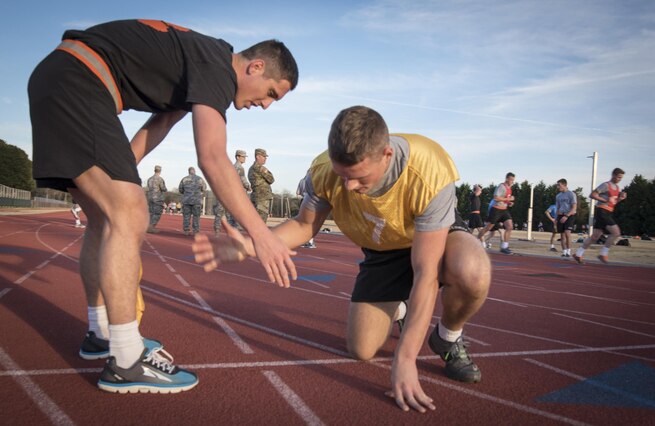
[[234, 60, 292, 110], [506, 176, 515, 186], [557, 182, 566, 192], [256, 153, 267, 165], [237, 155, 246, 164], [331, 147, 392, 195], [611, 173, 624, 184]]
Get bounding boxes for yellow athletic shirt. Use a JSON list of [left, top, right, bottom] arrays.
[[310, 134, 459, 250]]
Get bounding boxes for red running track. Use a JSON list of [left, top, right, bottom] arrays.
[[1, 211, 654, 425]]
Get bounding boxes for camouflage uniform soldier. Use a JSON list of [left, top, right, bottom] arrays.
[[248, 148, 274, 223], [232, 149, 252, 226], [146, 165, 167, 234], [214, 149, 251, 233], [179, 167, 207, 235]]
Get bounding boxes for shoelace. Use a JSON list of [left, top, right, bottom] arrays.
[[446, 337, 472, 362], [144, 347, 176, 374]]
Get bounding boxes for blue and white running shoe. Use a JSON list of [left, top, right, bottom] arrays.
[[97, 347, 198, 394]]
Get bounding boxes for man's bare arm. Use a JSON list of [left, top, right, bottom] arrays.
[[191, 103, 296, 286], [131, 110, 188, 164]]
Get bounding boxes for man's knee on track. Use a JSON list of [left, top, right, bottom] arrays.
[[347, 341, 378, 361]]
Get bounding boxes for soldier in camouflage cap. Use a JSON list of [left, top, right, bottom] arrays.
[[214, 149, 251, 233], [146, 165, 167, 234], [248, 149, 274, 223], [179, 167, 207, 235]]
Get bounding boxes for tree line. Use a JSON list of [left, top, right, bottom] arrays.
[[1, 139, 653, 235], [455, 177, 655, 237]]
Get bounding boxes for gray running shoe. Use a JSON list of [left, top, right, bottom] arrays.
[[499, 247, 513, 255], [98, 347, 198, 394], [79, 331, 162, 360], [428, 328, 481, 383]]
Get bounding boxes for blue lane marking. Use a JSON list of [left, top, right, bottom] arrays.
[[548, 263, 575, 269], [536, 362, 655, 409], [0, 247, 37, 254], [297, 275, 336, 283], [492, 261, 520, 267]]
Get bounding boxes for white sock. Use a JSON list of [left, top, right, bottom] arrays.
[[438, 321, 462, 342], [88, 305, 109, 340], [501, 242, 509, 249], [576, 247, 585, 257], [109, 321, 145, 368], [599, 246, 609, 256], [550, 244, 555, 249], [393, 301, 407, 322]]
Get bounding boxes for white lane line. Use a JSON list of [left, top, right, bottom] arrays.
[[189, 290, 213, 311], [298, 278, 329, 289], [15, 271, 36, 284], [145, 241, 255, 355], [35, 260, 49, 270], [551, 313, 655, 339], [3, 344, 655, 378], [486, 298, 655, 326], [14, 223, 85, 285], [142, 285, 348, 357], [174, 274, 190, 287], [35, 224, 82, 264], [262, 370, 325, 426], [372, 362, 591, 426], [212, 316, 254, 354], [486, 297, 528, 307], [445, 321, 655, 362], [0, 288, 12, 300], [523, 358, 655, 409], [0, 346, 75, 426]]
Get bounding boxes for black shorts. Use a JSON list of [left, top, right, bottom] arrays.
[[593, 208, 617, 231], [29, 50, 140, 192], [350, 211, 466, 303], [468, 213, 483, 229], [556, 214, 576, 233], [488, 208, 512, 225]]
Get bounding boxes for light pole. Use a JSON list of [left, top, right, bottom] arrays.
[[587, 152, 598, 234], [526, 184, 534, 241]]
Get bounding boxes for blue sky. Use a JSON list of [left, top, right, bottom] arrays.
[[1, 0, 654, 195]]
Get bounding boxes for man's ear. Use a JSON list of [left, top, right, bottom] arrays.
[[246, 59, 265, 75]]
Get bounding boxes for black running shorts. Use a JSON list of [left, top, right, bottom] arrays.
[[488, 207, 512, 225], [593, 207, 617, 231], [28, 50, 140, 192], [556, 214, 576, 233], [468, 213, 483, 229], [351, 210, 466, 303]]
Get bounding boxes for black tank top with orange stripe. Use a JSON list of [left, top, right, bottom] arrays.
[[61, 19, 236, 119]]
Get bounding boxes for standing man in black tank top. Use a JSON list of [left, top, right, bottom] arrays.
[[28, 19, 299, 394]]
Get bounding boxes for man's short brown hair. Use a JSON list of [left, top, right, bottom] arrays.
[[612, 167, 625, 176], [240, 40, 299, 90], [328, 106, 389, 166]]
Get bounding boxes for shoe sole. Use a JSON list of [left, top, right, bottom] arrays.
[[79, 350, 109, 360], [98, 380, 198, 394]]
